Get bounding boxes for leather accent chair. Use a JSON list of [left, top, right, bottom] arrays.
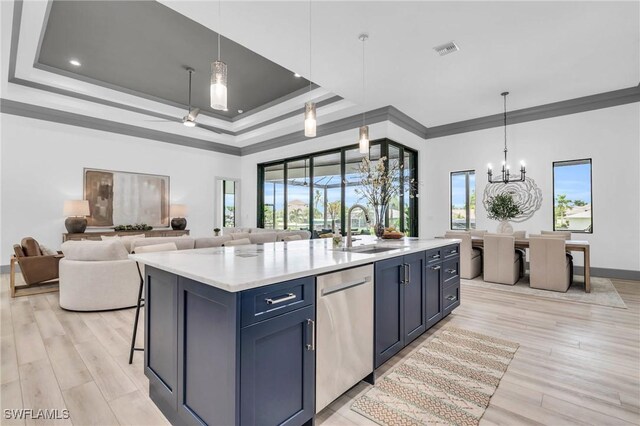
[[529, 235, 572, 292], [12, 237, 61, 286], [483, 234, 521, 285], [445, 231, 482, 279]]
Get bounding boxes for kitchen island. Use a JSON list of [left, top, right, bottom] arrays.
[[130, 237, 461, 426]]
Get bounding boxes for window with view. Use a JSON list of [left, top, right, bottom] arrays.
[[222, 180, 236, 227], [553, 159, 592, 233], [257, 139, 418, 237], [450, 170, 475, 230]]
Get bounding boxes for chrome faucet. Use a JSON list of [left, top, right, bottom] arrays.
[[346, 204, 371, 248]]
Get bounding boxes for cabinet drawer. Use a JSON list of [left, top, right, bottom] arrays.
[[425, 248, 442, 264], [442, 257, 460, 286], [241, 277, 315, 327], [442, 282, 460, 315], [443, 244, 460, 259]]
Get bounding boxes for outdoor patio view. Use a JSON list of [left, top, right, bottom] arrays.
[[553, 159, 593, 232]]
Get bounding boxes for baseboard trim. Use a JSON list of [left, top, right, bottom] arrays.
[[573, 266, 640, 281]]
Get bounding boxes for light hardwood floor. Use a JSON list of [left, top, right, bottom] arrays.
[[1, 273, 639, 425]]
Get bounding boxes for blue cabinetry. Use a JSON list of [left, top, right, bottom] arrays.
[[145, 267, 315, 426], [374, 245, 460, 369], [374, 251, 427, 368]]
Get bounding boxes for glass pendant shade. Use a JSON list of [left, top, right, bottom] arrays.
[[358, 125, 369, 154], [210, 60, 228, 110], [304, 102, 317, 137]]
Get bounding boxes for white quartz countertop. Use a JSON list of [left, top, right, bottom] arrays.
[[129, 237, 461, 292]]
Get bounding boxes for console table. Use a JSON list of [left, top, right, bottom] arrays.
[[63, 229, 190, 242]]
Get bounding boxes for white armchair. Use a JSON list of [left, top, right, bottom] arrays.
[[59, 240, 139, 311]]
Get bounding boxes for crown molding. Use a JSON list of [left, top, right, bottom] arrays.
[[0, 98, 241, 156]]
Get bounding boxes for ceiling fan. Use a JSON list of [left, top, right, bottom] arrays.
[[182, 67, 200, 127]]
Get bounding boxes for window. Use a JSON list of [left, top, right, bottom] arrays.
[[222, 180, 236, 227], [257, 139, 418, 237], [553, 159, 592, 233], [450, 170, 475, 230]]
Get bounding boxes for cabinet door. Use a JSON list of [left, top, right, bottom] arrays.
[[145, 267, 178, 412], [403, 252, 426, 344], [374, 257, 404, 369], [425, 263, 443, 329], [240, 305, 315, 426]]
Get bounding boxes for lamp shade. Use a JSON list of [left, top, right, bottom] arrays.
[[210, 60, 228, 110], [171, 204, 187, 217], [304, 102, 317, 137], [63, 200, 90, 217]]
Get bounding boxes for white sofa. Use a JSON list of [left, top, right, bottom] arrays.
[[59, 240, 140, 311]]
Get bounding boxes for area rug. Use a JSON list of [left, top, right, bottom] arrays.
[[351, 327, 518, 426], [463, 275, 626, 309]]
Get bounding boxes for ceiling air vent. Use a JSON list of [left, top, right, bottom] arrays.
[[434, 41, 459, 56]]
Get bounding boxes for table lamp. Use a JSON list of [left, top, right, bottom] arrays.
[[170, 204, 187, 230], [64, 200, 90, 233]]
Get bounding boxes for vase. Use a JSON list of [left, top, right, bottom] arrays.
[[497, 220, 513, 234], [373, 204, 388, 239]]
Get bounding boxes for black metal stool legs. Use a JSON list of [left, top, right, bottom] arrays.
[[128, 262, 145, 364]]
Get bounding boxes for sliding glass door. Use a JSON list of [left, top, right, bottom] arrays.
[[257, 139, 418, 237]]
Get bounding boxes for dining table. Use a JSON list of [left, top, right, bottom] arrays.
[[470, 237, 592, 293]]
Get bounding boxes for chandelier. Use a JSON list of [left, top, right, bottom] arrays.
[[487, 91, 526, 184]]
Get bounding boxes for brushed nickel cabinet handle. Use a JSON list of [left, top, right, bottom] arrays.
[[430, 265, 441, 270], [431, 254, 440, 259], [446, 295, 457, 301], [265, 293, 296, 305], [445, 268, 457, 274], [306, 319, 315, 351], [404, 264, 411, 285]]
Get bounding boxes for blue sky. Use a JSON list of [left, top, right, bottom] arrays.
[[554, 163, 591, 204]]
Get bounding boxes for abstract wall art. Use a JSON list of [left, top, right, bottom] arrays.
[[482, 176, 542, 222], [84, 168, 170, 227]]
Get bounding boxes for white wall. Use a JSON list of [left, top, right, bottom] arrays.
[[0, 114, 242, 263], [421, 103, 640, 271]]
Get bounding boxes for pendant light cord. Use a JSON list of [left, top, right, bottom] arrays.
[[362, 36, 366, 127], [217, 0, 221, 61], [309, 0, 312, 93]]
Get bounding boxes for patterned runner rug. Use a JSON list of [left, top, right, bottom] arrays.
[[351, 327, 519, 425]]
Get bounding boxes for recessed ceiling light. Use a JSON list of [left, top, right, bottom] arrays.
[[293, 73, 301, 78], [69, 59, 81, 67], [433, 41, 459, 56], [237, 109, 243, 114]]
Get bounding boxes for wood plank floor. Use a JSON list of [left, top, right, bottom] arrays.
[[1, 273, 638, 425]]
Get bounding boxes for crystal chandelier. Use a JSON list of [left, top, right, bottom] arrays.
[[358, 33, 369, 154], [487, 91, 526, 184], [210, 0, 227, 111]]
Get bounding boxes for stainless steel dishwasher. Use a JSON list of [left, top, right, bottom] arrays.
[[316, 264, 374, 413]]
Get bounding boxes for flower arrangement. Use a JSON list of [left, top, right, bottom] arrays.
[[354, 156, 416, 237], [486, 193, 521, 221], [114, 224, 153, 231]]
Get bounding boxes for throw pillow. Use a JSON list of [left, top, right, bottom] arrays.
[[282, 235, 302, 241], [101, 234, 146, 252], [231, 232, 251, 240]]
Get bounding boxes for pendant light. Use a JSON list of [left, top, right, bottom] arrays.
[[304, 0, 316, 137], [358, 33, 369, 154], [487, 92, 526, 184], [210, 0, 228, 111]]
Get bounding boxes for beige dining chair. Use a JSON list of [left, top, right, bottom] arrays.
[[469, 230, 488, 238], [541, 230, 571, 240], [445, 231, 482, 279], [529, 234, 571, 292], [483, 234, 521, 285], [512, 230, 526, 239]]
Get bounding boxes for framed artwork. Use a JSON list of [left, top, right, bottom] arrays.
[[84, 168, 170, 227]]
